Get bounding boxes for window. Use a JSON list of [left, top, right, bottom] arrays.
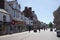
[[14, 10, 15, 17], [3, 15, 6, 22], [10, 26, 13, 31], [31, 22, 33, 23], [0, 24, 2, 31], [14, 11, 19, 18], [21, 16, 23, 20]]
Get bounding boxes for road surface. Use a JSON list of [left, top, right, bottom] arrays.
[[0, 29, 60, 40]]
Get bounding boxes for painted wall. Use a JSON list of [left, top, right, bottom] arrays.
[[0, 12, 10, 22], [5, 2, 14, 17]]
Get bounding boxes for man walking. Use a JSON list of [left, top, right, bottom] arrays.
[[28, 26, 31, 32], [38, 28, 40, 32]]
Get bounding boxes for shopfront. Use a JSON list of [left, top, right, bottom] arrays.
[[11, 20, 26, 32], [0, 21, 3, 35]]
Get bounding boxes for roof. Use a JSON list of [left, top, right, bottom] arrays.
[[0, 9, 8, 13], [8, 1, 16, 5]]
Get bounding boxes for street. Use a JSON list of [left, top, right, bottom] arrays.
[[0, 29, 60, 40]]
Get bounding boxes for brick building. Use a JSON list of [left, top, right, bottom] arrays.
[[53, 6, 60, 29]]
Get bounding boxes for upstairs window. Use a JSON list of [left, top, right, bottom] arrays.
[[3, 15, 6, 22]]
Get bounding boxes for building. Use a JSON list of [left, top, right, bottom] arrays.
[[23, 7, 38, 29], [0, 0, 40, 35], [32, 11, 38, 29], [37, 21, 41, 29], [23, 7, 36, 30], [23, 7, 33, 20], [0, 0, 27, 35], [6, 0, 26, 32], [53, 6, 60, 29], [0, 0, 12, 35], [0, 9, 10, 35]]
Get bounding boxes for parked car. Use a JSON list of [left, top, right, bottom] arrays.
[[54, 28, 57, 32], [57, 30, 60, 37]]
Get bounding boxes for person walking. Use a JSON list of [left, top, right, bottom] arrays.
[[38, 28, 40, 32], [38, 26, 40, 32], [44, 26, 45, 31], [28, 26, 31, 32]]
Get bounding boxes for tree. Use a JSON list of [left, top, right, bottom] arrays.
[[49, 22, 53, 28], [49, 22, 53, 31]]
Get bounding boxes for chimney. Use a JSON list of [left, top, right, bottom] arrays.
[[0, 0, 5, 9], [25, 7, 28, 10], [29, 7, 32, 11]]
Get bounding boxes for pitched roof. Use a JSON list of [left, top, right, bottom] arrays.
[[0, 9, 8, 13]]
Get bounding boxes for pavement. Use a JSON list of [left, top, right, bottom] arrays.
[[0, 29, 60, 40]]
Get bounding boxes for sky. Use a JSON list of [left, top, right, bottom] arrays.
[[8, 0, 60, 24]]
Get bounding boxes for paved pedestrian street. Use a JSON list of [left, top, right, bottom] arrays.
[[0, 29, 60, 40]]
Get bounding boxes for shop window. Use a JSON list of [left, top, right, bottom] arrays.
[[10, 26, 13, 31], [31, 22, 33, 23], [0, 24, 2, 31]]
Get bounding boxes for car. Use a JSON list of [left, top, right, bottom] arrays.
[[57, 30, 60, 37], [54, 29, 57, 32], [54, 28, 57, 32], [50, 28, 53, 31]]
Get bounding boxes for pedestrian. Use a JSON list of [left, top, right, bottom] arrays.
[[38, 28, 40, 32], [44, 26, 45, 31], [28, 26, 31, 32]]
